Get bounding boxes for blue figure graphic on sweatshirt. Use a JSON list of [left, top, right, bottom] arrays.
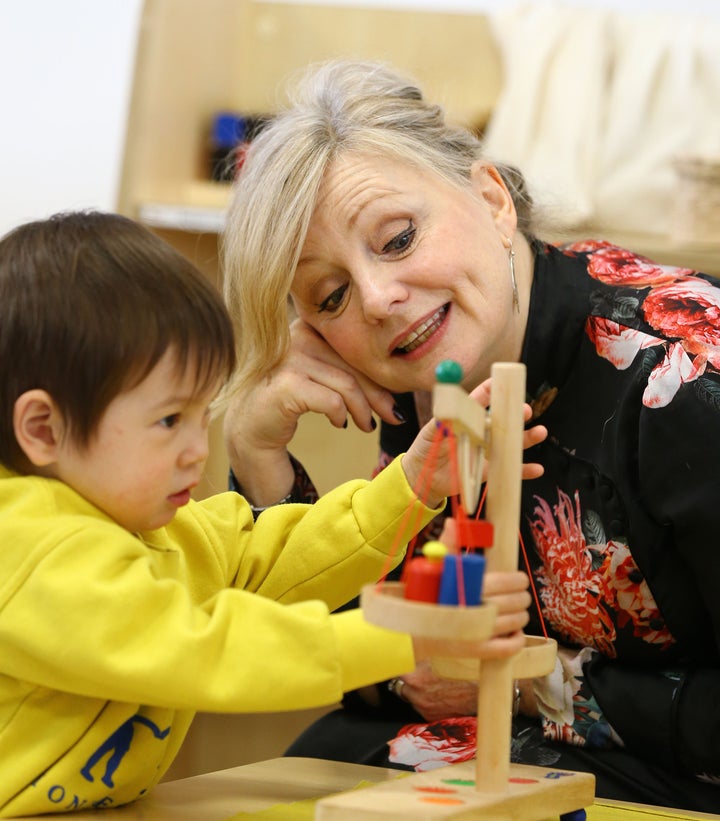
[[81, 715, 170, 788]]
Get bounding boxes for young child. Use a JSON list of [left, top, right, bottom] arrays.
[[0, 211, 531, 817]]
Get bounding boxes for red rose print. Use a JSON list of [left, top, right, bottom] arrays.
[[642, 277, 720, 370], [586, 318, 660, 369], [563, 239, 616, 254], [388, 717, 477, 771], [586, 246, 691, 287], [643, 342, 704, 408]]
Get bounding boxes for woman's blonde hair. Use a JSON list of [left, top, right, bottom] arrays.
[[222, 58, 534, 391]]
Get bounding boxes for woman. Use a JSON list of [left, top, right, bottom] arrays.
[[221, 59, 720, 812]]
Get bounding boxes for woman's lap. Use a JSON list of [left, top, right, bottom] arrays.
[[285, 708, 719, 813]]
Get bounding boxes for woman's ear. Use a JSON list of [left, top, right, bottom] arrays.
[[13, 389, 64, 467], [470, 161, 517, 239]]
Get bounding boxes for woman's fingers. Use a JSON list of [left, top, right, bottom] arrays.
[[483, 571, 531, 636], [491, 608, 530, 637], [468, 378, 493, 408], [415, 628, 526, 662], [475, 629, 528, 659], [467, 379, 546, 480], [482, 569, 529, 596], [291, 320, 401, 429]]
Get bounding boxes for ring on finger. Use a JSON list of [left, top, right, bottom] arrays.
[[388, 678, 408, 702]]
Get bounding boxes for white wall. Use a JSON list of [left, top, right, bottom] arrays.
[[0, 0, 143, 236], [0, 0, 716, 237]]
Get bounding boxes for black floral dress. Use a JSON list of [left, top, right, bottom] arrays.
[[280, 241, 720, 812]]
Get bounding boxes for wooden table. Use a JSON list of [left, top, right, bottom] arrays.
[[10, 757, 717, 820]]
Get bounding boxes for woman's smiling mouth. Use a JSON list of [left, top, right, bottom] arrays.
[[393, 305, 449, 355]]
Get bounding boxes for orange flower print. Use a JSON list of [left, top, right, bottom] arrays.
[[529, 489, 674, 658], [606, 544, 674, 649]]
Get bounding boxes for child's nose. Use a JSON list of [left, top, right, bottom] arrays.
[[181, 431, 209, 467]]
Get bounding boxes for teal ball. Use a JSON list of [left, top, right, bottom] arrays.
[[435, 360, 463, 384]]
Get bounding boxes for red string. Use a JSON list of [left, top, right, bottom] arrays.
[[473, 460, 548, 638], [518, 525, 548, 639], [474, 484, 488, 519], [375, 414, 551, 638], [377, 421, 447, 586]]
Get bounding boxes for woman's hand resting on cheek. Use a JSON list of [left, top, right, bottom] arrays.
[[223, 319, 402, 506]]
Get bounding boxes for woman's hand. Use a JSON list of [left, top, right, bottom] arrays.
[[401, 378, 547, 507], [406, 570, 532, 721], [224, 320, 401, 505], [471, 378, 547, 481]]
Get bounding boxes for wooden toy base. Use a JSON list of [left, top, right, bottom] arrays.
[[315, 759, 595, 820]]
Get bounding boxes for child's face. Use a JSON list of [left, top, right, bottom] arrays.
[[53, 349, 220, 532]]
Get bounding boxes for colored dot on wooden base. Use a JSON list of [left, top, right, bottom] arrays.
[[442, 778, 475, 787], [413, 786, 457, 794], [420, 796, 466, 806], [435, 359, 464, 383]]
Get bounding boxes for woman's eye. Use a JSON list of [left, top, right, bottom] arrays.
[[383, 223, 416, 254], [159, 413, 180, 429], [318, 284, 348, 313]]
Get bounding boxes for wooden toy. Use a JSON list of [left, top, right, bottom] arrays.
[[316, 361, 595, 820]]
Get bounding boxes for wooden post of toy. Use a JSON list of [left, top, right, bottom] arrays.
[[474, 362, 526, 793], [317, 360, 595, 819]]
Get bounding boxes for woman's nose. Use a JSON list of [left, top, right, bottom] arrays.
[[357, 269, 408, 322]]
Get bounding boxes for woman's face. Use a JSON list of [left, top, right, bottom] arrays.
[[291, 153, 521, 393]]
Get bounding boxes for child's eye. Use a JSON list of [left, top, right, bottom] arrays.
[[159, 414, 180, 429], [383, 222, 416, 255], [318, 284, 348, 314]]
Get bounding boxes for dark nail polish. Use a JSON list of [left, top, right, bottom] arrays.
[[342, 419, 348, 429], [392, 404, 407, 423], [370, 417, 377, 431]]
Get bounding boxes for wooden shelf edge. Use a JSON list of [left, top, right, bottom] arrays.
[[139, 202, 227, 233]]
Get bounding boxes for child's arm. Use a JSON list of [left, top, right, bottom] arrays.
[[206, 455, 443, 613]]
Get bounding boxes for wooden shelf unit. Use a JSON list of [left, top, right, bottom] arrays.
[[118, 0, 502, 227]]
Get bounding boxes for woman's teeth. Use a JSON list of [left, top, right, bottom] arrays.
[[395, 306, 447, 353]]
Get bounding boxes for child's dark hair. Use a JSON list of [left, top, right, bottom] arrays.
[[0, 211, 236, 472]]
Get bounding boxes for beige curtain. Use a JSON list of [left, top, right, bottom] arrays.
[[482, 1, 720, 237]]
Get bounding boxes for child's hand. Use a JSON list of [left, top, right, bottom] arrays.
[[401, 379, 547, 508], [410, 570, 531, 666]]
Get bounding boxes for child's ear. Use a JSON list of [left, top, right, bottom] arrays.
[[13, 390, 65, 467]]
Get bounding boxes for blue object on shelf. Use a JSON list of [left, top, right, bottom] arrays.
[[211, 112, 247, 148]]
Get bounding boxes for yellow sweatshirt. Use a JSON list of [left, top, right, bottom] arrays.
[[0, 458, 438, 817]]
